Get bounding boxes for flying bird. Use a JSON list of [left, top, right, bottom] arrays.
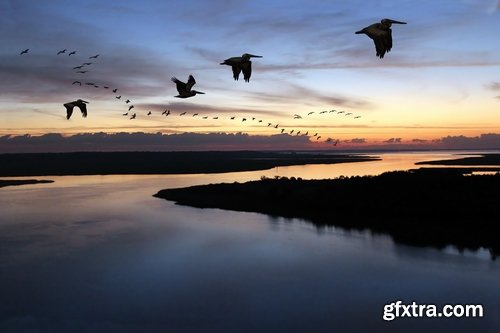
[[202, 116, 208, 119], [162, 109, 170, 115], [193, 113, 199, 117], [319, 111, 327, 114], [64, 99, 88, 120], [220, 53, 262, 82], [72, 81, 82, 85], [354, 116, 361, 119], [89, 54, 99, 59], [345, 112, 353, 116], [128, 105, 134, 111], [57, 49, 66, 55], [130, 113, 136, 120], [125, 99, 130, 103], [82, 62, 92, 66], [242, 118, 247, 122], [355, 18, 407, 58], [85, 82, 95, 86], [20, 49, 29, 55], [308, 112, 315, 115], [231, 117, 236, 120], [68, 51, 76, 56], [180, 112, 187, 116], [112, 89, 118, 93], [171, 75, 205, 98], [123, 112, 128, 116], [281, 129, 285, 133], [73, 65, 84, 69], [76, 71, 88, 74], [116, 96, 121, 99], [213, 117, 218, 119], [147, 111, 152, 116]]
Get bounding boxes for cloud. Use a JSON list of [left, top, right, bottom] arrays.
[[411, 139, 428, 143], [486, 82, 500, 90], [384, 138, 402, 143], [349, 138, 366, 144]]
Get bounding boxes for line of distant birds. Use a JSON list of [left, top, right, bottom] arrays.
[[17, 18, 409, 146]]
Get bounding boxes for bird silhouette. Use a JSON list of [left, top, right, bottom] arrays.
[[76, 71, 88, 74], [130, 113, 136, 119], [213, 117, 218, 119], [308, 112, 315, 115], [73, 65, 84, 69], [281, 129, 285, 133], [345, 112, 353, 116], [162, 109, 170, 115], [172, 75, 205, 98], [202, 116, 208, 119], [123, 112, 128, 116], [112, 89, 118, 93], [72, 81, 82, 85], [242, 118, 247, 122], [193, 113, 199, 117], [294, 114, 302, 119], [57, 49, 66, 55], [103, 86, 109, 89], [20, 49, 29, 55], [64, 99, 88, 119], [319, 111, 327, 114], [128, 105, 134, 111], [231, 117, 236, 120], [354, 116, 361, 119], [147, 111, 152, 116], [180, 112, 187, 116], [68, 51, 76, 56], [116, 96, 121, 99], [356, 18, 407, 58], [220, 53, 262, 82], [82, 62, 92, 66], [89, 54, 99, 59], [125, 99, 130, 103]]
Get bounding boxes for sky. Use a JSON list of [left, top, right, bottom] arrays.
[[1, 0, 499, 151]]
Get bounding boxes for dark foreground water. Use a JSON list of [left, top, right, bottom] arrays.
[[1, 152, 499, 332]]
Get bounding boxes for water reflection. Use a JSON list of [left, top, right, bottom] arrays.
[[1, 152, 499, 332]]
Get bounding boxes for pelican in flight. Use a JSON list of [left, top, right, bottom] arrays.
[[354, 116, 361, 119], [180, 112, 187, 116], [130, 113, 136, 120], [68, 51, 76, 56], [57, 49, 66, 55], [147, 111, 152, 116], [355, 18, 407, 59], [64, 99, 88, 120], [220, 53, 262, 82], [20, 49, 29, 55], [308, 112, 315, 115], [112, 89, 118, 93], [125, 99, 130, 103], [73, 65, 84, 69], [89, 54, 99, 59], [72, 81, 82, 85], [128, 105, 134, 111], [171, 75, 205, 98]]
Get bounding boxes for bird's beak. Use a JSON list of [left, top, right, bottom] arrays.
[[82, 100, 89, 103], [388, 19, 407, 24], [247, 54, 262, 58], [195, 91, 205, 94]]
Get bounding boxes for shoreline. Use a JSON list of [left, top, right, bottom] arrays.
[[0, 179, 54, 188], [155, 168, 500, 259], [0, 151, 378, 177]]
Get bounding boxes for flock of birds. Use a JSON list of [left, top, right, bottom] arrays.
[[18, 18, 408, 146]]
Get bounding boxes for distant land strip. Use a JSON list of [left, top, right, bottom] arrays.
[[155, 169, 500, 259], [416, 154, 500, 166], [0, 179, 54, 188], [0, 151, 379, 177]]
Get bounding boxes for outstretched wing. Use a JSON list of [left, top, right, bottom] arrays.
[[186, 75, 196, 91], [241, 61, 252, 82], [231, 65, 242, 80], [171, 77, 186, 94], [64, 103, 74, 120], [365, 25, 392, 58], [77, 103, 87, 118]]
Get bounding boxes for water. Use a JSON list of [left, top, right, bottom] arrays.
[[1, 152, 499, 332]]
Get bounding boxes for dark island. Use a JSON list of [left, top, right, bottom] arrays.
[[155, 168, 500, 259], [0, 151, 378, 177], [0, 179, 54, 188]]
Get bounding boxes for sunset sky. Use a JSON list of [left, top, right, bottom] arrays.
[[1, 0, 499, 150]]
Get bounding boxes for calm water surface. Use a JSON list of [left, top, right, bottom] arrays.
[[1, 152, 499, 332]]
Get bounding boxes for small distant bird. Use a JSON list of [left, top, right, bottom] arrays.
[[329, 110, 336, 113], [57, 49, 66, 55], [162, 109, 170, 115], [333, 140, 339, 146], [147, 111, 152, 116], [242, 118, 247, 122], [130, 113, 136, 120], [274, 124, 278, 128], [64, 99, 88, 119], [103, 86, 109, 89], [281, 129, 285, 133], [356, 18, 407, 58], [123, 112, 128, 116], [68, 51, 76, 56], [213, 117, 218, 119], [89, 54, 99, 59], [231, 117, 236, 120], [76, 71, 88, 74], [112, 89, 118, 93], [220, 53, 262, 82], [203, 116, 208, 119], [85, 82, 95, 85], [128, 105, 134, 111], [193, 113, 199, 117], [267, 123, 272, 126], [326, 138, 333, 142], [72, 81, 82, 85], [125, 99, 130, 103], [116, 96, 121, 99], [319, 111, 327, 114], [304, 131, 308, 136], [354, 116, 361, 119], [294, 115, 302, 119], [290, 130, 294, 134], [82, 62, 92, 66], [345, 113, 353, 116], [180, 112, 187, 116], [20, 49, 29, 55], [258, 120, 262, 123], [337, 111, 345, 114], [317, 136, 321, 140], [73, 65, 83, 69], [252, 117, 256, 121], [171, 75, 205, 98], [297, 131, 301, 135], [313, 133, 318, 136], [93, 85, 99, 88], [308, 112, 315, 115]]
